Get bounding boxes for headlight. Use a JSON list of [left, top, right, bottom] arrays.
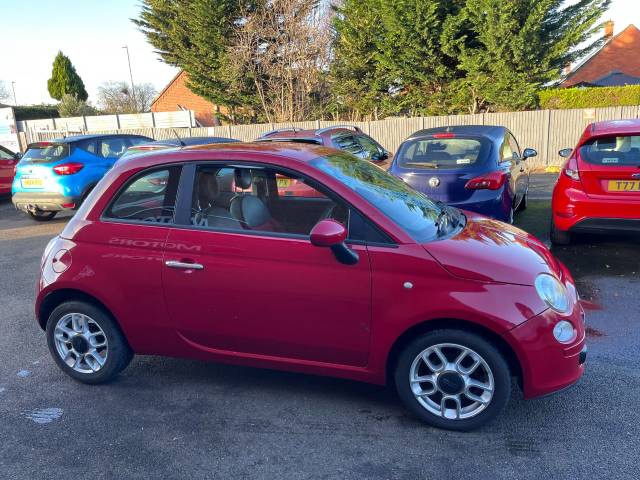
[[553, 320, 576, 343], [535, 273, 570, 314]]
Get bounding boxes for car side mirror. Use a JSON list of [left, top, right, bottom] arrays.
[[14, 152, 22, 160], [371, 150, 389, 162], [310, 219, 358, 265], [558, 148, 573, 158], [522, 148, 537, 159]]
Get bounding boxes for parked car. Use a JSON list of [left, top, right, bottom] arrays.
[[551, 119, 640, 244], [388, 126, 537, 223], [0, 144, 21, 196], [12, 134, 151, 220], [120, 136, 240, 160], [37, 143, 585, 431], [257, 125, 392, 165]]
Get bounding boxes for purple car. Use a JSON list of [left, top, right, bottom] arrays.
[[388, 125, 537, 223]]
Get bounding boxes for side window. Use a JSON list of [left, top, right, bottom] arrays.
[[0, 148, 14, 160], [500, 137, 514, 163], [508, 134, 520, 160], [104, 166, 181, 224], [356, 135, 383, 160], [190, 165, 348, 236], [128, 137, 149, 147], [100, 138, 129, 158], [332, 134, 365, 157], [77, 140, 97, 155]]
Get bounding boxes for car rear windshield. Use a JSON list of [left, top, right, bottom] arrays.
[[310, 152, 445, 242], [396, 136, 488, 169], [579, 135, 640, 166], [22, 143, 70, 163]]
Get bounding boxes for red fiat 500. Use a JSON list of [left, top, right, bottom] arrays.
[[37, 143, 586, 431], [551, 119, 640, 244]]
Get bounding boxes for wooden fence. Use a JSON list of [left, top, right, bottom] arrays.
[[25, 106, 640, 170]]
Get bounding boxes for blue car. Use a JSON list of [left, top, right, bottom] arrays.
[[12, 134, 151, 221], [388, 125, 536, 223]]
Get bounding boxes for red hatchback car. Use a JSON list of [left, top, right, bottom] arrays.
[[551, 119, 640, 244], [37, 143, 586, 431]]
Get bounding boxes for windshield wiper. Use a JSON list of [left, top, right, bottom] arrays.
[[406, 161, 439, 169]]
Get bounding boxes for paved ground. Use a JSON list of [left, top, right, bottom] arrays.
[[1, 176, 639, 480]]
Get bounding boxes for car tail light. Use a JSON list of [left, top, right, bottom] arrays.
[[433, 133, 456, 139], [53, 162, 84, 175], [562, 156, 580, 181], [465, 171, 507, 190]]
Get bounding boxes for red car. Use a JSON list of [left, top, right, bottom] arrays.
[[551, 119, 640, 244], [0, 145, 20, 195], [37, 143, 586, 431]]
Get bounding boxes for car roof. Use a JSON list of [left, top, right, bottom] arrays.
[[407, 125, 507, 141], [51, 133, 149, 143], [144, 136, 240, 147], [587, 119, 640, 137], [117, 141, 335, 169], [259, 125, 362, 141]]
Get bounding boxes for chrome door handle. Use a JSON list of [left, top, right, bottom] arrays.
[[165, 260, 204, 270]]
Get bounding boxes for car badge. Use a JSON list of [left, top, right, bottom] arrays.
[[428, 177, 440, 188]]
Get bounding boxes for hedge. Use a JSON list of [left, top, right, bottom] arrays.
[[13, 105, 60, 121], [539, 85, 640, 109]]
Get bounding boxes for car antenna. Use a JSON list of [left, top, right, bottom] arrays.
[[172, 129, 186, 147]]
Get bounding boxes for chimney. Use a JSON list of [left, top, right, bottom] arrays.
[[604, 20, 614, 40]]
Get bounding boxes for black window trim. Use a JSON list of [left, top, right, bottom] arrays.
[[173, 160, 398, 247]]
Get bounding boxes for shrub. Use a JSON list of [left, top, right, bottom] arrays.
[[57, 94, 98, 117], [539, 85, 640, 109], [14, 105, 60, 121]]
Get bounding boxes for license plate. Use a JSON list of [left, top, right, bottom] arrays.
[[607, 180, 640, 192], [277, 178, 291, 188], [21, 178, 44, 188]]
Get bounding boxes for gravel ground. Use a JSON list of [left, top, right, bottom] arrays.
[[1, 186, 639, 480]]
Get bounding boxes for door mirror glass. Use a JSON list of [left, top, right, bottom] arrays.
[[310, 219, 347, 247], [15, 152, 22, 160], [559, 148, 573, 158], [522, 148, 537, 159]]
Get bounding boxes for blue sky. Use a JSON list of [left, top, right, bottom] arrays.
[[0, 0, 638, 106]]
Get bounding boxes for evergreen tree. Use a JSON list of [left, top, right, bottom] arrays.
[[442, 0, 611, 113], [47, 52, 88, 101], [133, 0, 254, 122]]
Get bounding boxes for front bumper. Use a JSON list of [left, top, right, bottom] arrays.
[[12, 191, 78, 212], [502, 303, 586, 399]]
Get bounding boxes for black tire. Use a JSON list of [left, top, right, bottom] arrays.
[[550, 219, 571, 245], [394, 329, 511, 431], [516, 191, 528, 212], [27, 210, 57, 221], [46, 301, 133, 384]]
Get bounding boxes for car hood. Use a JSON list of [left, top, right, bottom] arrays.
[[423, 211, 562, 286]]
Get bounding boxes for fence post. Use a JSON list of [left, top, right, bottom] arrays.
[[543, 109, 552, 168], [115, 114, 121, 129], [151, 112, 156, 128], [227, 124, 233, 139]]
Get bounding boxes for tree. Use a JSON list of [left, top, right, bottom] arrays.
[[47, 51, 88, 101], [97, 81, 157, 114], [134, 0, 252, 122], [57, 94, 97, 117], [442, 0, 611, 113], [228, 0, 333, 123]]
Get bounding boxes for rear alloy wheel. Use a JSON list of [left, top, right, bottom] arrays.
[[27, 209, 57, 221], [550, 219, 571, 245], [46, 301, 133, 384], [395, 329, 511, 431]]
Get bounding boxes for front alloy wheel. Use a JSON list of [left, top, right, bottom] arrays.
[[395, 329, 511, 431]]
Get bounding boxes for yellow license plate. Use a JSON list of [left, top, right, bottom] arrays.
[[607, 180, 640, 192], [277, 178, 291, 188], [21, 178, 44, 188]]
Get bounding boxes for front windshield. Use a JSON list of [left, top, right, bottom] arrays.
[[311, 152, 457, 242]]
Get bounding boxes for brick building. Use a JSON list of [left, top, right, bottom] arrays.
[[561, 23, 640, 88], [151, 71, 224, 126]]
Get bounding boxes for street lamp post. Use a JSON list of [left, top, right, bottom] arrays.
[[122, 46, 137, 112], [11, 81, 17, 106]]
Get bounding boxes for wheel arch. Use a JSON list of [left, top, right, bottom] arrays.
[[385, 318, 523, 389], [38, 288, 118, 332]]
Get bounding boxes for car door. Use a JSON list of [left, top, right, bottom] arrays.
[[161, 162, 372, 367], [0, 146, 18, 194], [507, 132, 528, 203]]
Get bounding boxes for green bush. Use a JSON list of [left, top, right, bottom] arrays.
[[539, 85, 640, 109], [14, 105, 60, 121]]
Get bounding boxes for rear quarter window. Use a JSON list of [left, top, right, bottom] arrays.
[[580, 135, 640, 166]]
